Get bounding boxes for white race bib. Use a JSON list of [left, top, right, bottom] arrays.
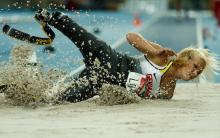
[[126, 72, 146, 92]]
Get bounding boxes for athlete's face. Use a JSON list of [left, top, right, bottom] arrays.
[[178, 56, 206, 80]]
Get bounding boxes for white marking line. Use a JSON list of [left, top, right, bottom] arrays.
[[196, 15, 204, 49], [0, 15, 33, 23], [49, 14, 162, 94], [196, 15, 206, 83]]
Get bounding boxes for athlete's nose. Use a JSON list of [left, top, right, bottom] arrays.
[[191, 70, 198, 77]]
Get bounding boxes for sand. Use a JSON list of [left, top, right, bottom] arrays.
[[97, 84, 141, 105], [0, 83, 219, 138], [0, 44, 219, 138], [0, 44, 68, 107]]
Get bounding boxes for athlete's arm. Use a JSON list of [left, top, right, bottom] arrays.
[[126, 33, 176, 66], [126, 33, 159, 56], [159, 88, 175, 100], [159, 79, 176, 100]]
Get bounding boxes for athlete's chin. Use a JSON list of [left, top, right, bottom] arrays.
[[181, 76, 194, 81], [184, 76, 198, 81], [180, 78, 188, 81]]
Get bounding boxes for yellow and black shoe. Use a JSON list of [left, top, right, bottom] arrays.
[[34, 8, 52, 26]]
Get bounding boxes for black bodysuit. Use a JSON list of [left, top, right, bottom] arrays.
[[48, 12, 141, 102]]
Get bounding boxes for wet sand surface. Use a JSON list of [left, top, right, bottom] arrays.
[[0, 83, 220, 138]]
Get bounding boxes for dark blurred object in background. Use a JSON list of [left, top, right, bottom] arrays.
[[0, 0, 218, 13], [0, 0, 124, 11], [211, 0, 220, 26], [65, 0, 125, 11], [169, 0, 210, 10], [93, 27, 101, 34]]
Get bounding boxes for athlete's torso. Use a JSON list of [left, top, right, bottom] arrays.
[[126, 55, 173, 98]]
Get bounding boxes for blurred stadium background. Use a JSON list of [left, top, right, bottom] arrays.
[[0, 0, 219, 82]]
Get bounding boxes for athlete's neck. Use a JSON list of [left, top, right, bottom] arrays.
[[162, 64, 178, 80]]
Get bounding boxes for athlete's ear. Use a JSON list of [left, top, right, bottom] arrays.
[[173, 57, 187, 68]]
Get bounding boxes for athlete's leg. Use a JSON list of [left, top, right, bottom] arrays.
[[94, 48, 141, 87], [35, 9, 110, 66], [59, 78, 93, 102], [59, 55, 140, 102], [57, 68, 101, 102], [35, 9, 140, 88]]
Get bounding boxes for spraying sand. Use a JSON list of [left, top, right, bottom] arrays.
[[0, 44, 66, 107], [97, 84, 141, 105], [0, 44, 141, 108]]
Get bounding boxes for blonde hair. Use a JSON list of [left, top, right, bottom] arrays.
[[178, 47, 220, 80]]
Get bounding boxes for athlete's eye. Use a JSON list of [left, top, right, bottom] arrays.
[[188, 55, 192, 60], [194, 64, 198, 69]]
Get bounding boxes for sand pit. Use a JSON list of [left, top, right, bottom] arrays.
[[97, 84, 141, 105], [0, 83, 219, 138]]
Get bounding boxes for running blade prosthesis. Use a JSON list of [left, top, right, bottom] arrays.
[[2, 24, 55, 46]]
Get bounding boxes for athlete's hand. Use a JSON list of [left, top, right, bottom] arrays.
[[155, 48, 177, 62]]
